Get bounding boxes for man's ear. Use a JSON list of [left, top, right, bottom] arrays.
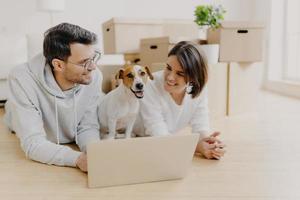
[[51, 58, 65, 72], [145, 66, 154, 80]]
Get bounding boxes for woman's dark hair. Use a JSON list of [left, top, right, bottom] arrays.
[[43, 23, 97, 68], [168, 41, 208, 98]]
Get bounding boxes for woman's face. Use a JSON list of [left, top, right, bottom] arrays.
[[163, 55, 187, 95]]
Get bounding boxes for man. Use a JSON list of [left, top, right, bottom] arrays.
[[4, 23, 103, 172]]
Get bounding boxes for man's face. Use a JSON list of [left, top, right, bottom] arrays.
[[62, 43, 97, 85]]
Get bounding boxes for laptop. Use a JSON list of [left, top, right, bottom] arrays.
[[87, 133, 199, 188]]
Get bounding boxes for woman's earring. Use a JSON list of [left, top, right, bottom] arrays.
[[186, 82, 193, 94]]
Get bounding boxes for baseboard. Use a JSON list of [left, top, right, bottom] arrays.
[[263, 80, 300, 99]]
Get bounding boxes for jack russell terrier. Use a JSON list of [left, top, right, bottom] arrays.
[[98, 64, 153, 139]]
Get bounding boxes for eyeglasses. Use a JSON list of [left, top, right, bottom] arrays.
[[62, 50, 101, 70]]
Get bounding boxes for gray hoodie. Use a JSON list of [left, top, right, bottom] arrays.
[[3, 53, 103, 167]]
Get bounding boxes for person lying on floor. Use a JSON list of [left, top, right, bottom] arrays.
[[135, 41, 226, 160], [4, 23, 103, 172]]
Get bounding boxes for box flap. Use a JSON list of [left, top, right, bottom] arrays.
[[141, 36, 192, 45], [103, 17, 163, 26], [103, 18, 198, 26]]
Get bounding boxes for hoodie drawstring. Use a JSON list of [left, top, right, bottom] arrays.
[[73, 90, 78, 144], [54, 91, 78, 145], [54, 95, 60, 144]]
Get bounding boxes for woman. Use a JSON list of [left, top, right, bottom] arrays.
[[137, 41, 226, 160]]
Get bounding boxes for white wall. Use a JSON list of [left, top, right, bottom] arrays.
[[265, 0, 285, 81], [259, 0, 300, 98], [251, 0, 271, 87], [0, 0, 257, 51]]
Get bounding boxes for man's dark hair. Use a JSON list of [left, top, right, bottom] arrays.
[[43, 23, 97, 68], [168, 41, 208, 98]]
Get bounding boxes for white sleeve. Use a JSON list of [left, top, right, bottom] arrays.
[[76, 70, 102, 152], [6, 74, 81, 167], [190, 87, 210, 139], [76, 93, 100, 152], [139, 85, 169, 136]]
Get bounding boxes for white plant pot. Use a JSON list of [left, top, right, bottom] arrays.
[[198, 29, 207, 41], [200, 44, 219, 64], [198, 25, 209, 41]]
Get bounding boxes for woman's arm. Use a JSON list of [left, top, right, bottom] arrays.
[[190, 88, 226, 159], [139, 84, 170, 136], [190, 87, 210, 139]]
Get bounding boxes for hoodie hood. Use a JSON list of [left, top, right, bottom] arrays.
[[27, 53, 82, 144], [27, 53, 81, 99]]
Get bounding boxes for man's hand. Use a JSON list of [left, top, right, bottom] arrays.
[[196, 132, 226, 160], [76, 153, 87, 172]]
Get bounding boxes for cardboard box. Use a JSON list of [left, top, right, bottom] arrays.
[[149, 63, 166, 72], [207, 21, 264, 62], [162, 19, 199, 39], [227, 62, 262, 115], [98, 64, 123, 93], [102, 18, 163, 54], [124, 53, 141, 65], [102, 18, 199, 54], [207, 63, 228, 119], [140, 36, 179, 66]]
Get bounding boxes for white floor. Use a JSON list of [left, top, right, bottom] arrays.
[[0, 90, 300, 200]]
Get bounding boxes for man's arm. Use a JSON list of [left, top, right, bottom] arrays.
[[76, 69, 102, 152], [6, 72, 81, 167], [76, 93, 100, 152]]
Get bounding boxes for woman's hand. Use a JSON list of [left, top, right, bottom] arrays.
[[195, 132, 226, 160]]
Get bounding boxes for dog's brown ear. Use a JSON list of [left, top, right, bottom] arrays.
[[145, 66, 154, 80], [116, 68, 124, 79]]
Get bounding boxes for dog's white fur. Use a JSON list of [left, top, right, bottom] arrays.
[[98, 65, 153, 139]]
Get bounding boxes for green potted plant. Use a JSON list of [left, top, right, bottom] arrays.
[[194, 4, 226, 31], [194, 4, 226, 64]]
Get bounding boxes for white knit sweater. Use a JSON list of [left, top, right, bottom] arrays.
[[137, 70, 210, 139]]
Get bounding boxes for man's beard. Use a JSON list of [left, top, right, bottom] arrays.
[[67, 73, 92, 85]]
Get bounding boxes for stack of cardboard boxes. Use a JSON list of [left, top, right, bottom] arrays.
[[100, 17, 199, 92], [100, 17, 264, 118], [207, 21, 264, 115], [102, 18, 198, 66]]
